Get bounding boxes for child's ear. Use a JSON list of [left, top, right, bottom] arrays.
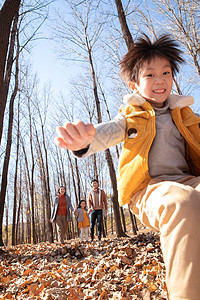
[[128, 81, 138, 92]]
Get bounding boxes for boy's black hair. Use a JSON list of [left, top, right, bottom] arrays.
[[120, 34, 184, 84], [78, 199, 86, 208], [91, 179, 98, 184]]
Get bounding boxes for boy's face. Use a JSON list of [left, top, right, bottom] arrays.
[[130, 57, 173, 108]]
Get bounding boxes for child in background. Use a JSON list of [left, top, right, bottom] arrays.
[[74, 200, 90, 243], [54, 34, 200, 299]]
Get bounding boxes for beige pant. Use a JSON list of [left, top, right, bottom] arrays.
[[55, 215, 68, 243], [130, 176, 200, 300]]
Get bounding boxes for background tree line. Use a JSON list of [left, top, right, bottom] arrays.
[[0, 0, 199, 246]]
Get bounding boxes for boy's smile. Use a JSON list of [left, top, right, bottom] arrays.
[[130, 57, 173, 108]]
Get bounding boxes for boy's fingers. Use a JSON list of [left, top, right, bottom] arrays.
[[54, 136, 69, 149], [64, 120, 96, 139], [64, 122, 81, 140], [86, 123, 96, 136], [72, 120, 89, 137], [72, 120, 96, 137], [56, 125, 80, 144]]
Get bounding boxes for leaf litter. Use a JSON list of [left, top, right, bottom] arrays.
[[0, 232, 167, 299]]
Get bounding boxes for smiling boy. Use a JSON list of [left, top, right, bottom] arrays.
[[55, 34, 200, 299]]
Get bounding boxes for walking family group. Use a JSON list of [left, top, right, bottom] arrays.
[[50, 179, 107, 243]]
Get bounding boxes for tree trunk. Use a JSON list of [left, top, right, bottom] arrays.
[[16, 161, 22, 244], [67, 150, 79, 206], [97, 79, 127, 234], [59, 149, 66, 188], [36, 143, 47, 242], [0, 17, 19, 246], [0, 0, 21, 143], [0, 78, 17, 245], [21, 140, 32, 244], [15, 184, 22, 244], [92, 154, 98, 180], [21, 200, 24, 244], [5, 204, 8, 245], [27, 97, 37, 244], [35, 128, 47, 242], [12, 97, 20, 245], [128, 205, 137, 235], [75, 158, 81, 201], [114, 0, 133, 49], [120, 207, 127, 232], [41, 124, 53, 243], [110, 201, 113, 234], [105, 148, 128, 237]]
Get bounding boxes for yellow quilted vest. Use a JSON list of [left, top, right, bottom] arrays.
[[118, 103, 200, 207]]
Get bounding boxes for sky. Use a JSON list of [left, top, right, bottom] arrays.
[[30, 1, 74, 96], [31, 38, 68, 94]]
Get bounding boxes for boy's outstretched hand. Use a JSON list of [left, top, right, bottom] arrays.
[[54, 120, 96, 151]]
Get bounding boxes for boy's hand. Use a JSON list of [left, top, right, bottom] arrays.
[[54, 120, 96, 151]]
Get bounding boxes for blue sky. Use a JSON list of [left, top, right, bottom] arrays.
[[31, 38, 69, 94], [30, 1, 200, 113], [30, 0, 75, 95]]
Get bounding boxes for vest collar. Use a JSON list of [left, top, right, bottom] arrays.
[[123, 92, 194, 109]]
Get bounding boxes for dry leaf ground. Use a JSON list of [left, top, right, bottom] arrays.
[[0, 232, 167, 300]]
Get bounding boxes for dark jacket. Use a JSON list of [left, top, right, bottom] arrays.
[[51, 195, 74, 222]]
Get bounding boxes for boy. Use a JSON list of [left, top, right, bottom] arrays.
[[54, 34, 200, 299]]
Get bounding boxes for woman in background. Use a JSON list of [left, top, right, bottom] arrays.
[[50, 186, 74, 243]]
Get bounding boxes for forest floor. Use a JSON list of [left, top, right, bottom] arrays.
[[0, 228, 168, 300]]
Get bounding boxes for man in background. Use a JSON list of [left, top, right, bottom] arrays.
[[87, 179, 107, 241]]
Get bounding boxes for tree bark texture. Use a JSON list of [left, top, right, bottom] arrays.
[[114, 0, 133, 49], [0, 14, 19, 245], [41, 124, 53, 243], [0, 0, 21, 143], [12, 98, 20, 245]]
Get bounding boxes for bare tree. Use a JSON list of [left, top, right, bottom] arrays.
[[15, 160, 22, 244], [12, 95, 20, 245], [0, 12, 19, 246], [115, 0, 133, 48], [34, 89, 54, 243], [0, 0, 21, 143], [35, 126, 49, 242], [20, 135, 32, 244]]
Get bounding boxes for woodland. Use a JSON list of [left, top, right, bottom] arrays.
[[0, 0, 200, 299]]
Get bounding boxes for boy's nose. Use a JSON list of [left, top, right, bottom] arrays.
[[155, 76, 164, 84]]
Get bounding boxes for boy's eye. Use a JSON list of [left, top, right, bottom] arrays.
[[146, 74, 154, 77], [163, 71, 170, 75]]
